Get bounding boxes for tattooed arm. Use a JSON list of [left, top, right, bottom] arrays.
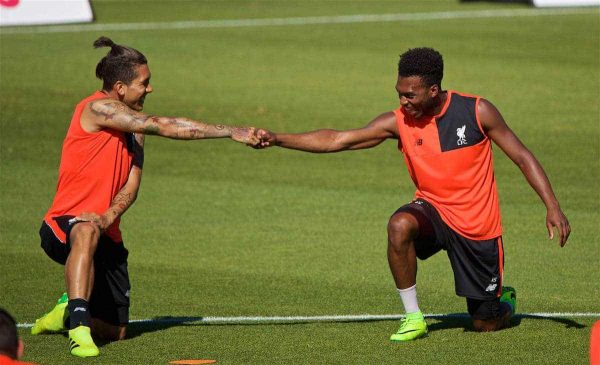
[[72, 133, 145, 231], [81, 99, 258, 145]]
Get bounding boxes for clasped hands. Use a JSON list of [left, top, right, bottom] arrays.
[[231, 127, 276, 148]]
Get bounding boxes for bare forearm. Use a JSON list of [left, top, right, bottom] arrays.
[[276, 130, 346, 153], [103, 163, 143, 225], [89, 101, 252, 142], [105, 134, 144, 221], [103, 185, 138, 225], [517, 151, 570, 245], [144, 116, 238, 140], [516, 152, 560, 209]]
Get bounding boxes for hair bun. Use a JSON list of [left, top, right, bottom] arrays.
[[93, 36, 116, 49]]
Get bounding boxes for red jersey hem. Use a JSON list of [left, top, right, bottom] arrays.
[[419, 196, 503, 241]]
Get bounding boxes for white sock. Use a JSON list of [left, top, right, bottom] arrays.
[[397, 285, 420, 314]]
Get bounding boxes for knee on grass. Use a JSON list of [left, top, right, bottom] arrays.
[[91, 319, 126, 341], [467, 297, 512, 332]]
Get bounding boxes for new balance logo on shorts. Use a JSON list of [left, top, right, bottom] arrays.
[[485, 276, 499, 292], [485, 283, 498, 292]]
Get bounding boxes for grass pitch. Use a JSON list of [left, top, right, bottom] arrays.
[[1, 1, 598, 364]]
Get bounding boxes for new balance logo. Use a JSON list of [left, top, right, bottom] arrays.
[[74, 307, 86, 312], [485, 283, 498, 292], [456, 125, 467, 145]]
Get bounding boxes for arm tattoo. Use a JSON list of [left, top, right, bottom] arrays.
[[89, 100, 233, 139], [90, 100, 150, 133], [164, 117, 229, 139], [107, 190, 136, 220], [143, 120, 160, 135]]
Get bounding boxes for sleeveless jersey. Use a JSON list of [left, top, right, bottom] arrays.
[[394, 90, 502, 240], [44, 91, 134, 243]]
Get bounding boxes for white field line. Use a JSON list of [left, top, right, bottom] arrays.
[[1, 7, 598, 35], [17, 312, 600, 328]]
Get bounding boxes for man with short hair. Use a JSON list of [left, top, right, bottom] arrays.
[[256, 47, 571, 341], [31, 36, 259, 357], [0, 308, 37, 365]]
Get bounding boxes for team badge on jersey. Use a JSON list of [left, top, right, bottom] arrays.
[[436, 94, 484, 152], [457, 125, 467, 145]]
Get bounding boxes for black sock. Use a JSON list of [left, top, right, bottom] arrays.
[[68, 298, 90, 328]]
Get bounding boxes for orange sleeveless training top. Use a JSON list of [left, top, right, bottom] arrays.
[[395, 90, 502, 240], [44, 91, 133, 243]]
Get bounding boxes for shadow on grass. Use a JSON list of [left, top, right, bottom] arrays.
[[515, 314, 586, 329], [124, 313, 587, 340], [427, 313, 586, 333], [126, 317, 202, 339]]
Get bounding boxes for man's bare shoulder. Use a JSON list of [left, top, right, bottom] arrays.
[[374, 111, 397, 123], [368, 111, 398, 137], [81, 98, 147, 133], [86, 98, 128, 115]]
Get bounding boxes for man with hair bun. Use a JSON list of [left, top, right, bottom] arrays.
[[31, 36, 259, 357], [256, 47, 571, 341]]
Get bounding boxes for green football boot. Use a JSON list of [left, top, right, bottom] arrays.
[[31, 293, 68, 335], [69, 325, 99, 357], [500, 286, 517, 314], [390, 311, 428, 342]]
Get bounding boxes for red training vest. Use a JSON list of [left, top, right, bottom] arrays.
[[44, 91, 133, 243], [395, 90, 502, 240]]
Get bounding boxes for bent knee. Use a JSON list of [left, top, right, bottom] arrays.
[[472, 319, 499, 332], [91, 321, 127, 341], [70, 222, 101, 244], [387, 213, 419, 239], [105, 325, 127, 341]]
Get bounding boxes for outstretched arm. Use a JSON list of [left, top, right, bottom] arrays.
[[479, 99, 571, 246], [256, 112, 398, 153], [72, 133, 145, 230], [83, 99, 258, 145]]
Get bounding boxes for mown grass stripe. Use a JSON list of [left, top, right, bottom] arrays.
[[17, 312, 600, 328], [1, 8, 597, 35]]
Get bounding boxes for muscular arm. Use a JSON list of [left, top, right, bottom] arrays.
[[73, 133, 144, 230], [257, 112, 398, 153], [479, 99, 571, 246], [83, 99, 257, 144]]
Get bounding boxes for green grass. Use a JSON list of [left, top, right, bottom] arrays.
[[1, 1, 599, 364]]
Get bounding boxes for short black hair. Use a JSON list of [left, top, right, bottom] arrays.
[[94, 36, 148, 91], [0, 308, 18, 359], [398, 47, 444, 88]]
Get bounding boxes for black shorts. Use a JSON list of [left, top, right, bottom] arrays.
[[39, 216, 131, 326], [394, 199, 504, 301]]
